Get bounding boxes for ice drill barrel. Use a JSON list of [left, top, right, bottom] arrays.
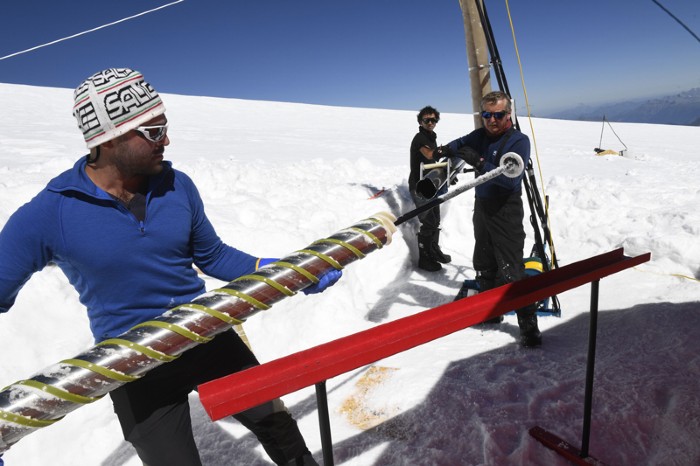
[[396, 153, 524, 226], [0, 212, 397, 454], [416, 156, 467, 200]]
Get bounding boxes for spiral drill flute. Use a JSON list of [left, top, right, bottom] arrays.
[[0, 153, 523, 454], [0, 212, 397, 453]]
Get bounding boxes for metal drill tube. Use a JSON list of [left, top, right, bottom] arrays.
[[0, 212, 397, 453], [416, 156, 467, 200], [395, 152, 524, 226]]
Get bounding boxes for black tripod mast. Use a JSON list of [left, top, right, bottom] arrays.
[[474, 0, 561, 314]]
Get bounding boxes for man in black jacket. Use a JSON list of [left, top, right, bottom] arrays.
[[408, 106, 452, 271]]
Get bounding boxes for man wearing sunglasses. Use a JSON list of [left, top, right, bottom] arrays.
[[441, 91, 542, 347], [408, 105, 453, 272], [0, 69, 329, 465]]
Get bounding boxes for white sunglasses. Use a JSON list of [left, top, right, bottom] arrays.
[[134, 123, 169, 143]]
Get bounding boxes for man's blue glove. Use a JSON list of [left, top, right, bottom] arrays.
[[1, 454, 4, 465], [303, 268, 342, 295], [256, 258, 342, 294]]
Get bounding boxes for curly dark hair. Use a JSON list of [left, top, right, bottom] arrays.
[[417, 106, 440, 123]]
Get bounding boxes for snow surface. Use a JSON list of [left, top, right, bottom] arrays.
[[0, 83, 698, 465]]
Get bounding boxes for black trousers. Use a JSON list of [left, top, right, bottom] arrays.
[[472, 194, 527, 289], [110, 329, 308, 466]]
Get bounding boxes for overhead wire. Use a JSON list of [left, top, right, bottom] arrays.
[[651, 0, 700, 44], [0, 0, 185, 61]]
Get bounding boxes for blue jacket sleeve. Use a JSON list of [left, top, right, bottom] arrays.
[[0, 198, 55, 313], [445, 134, 473, 153], [185, 178, 257, 281]]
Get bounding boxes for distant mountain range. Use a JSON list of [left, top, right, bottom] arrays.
[[544, 88, 700, 126]]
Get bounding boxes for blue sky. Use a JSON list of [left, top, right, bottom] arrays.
[[1, 0, 698, 115]]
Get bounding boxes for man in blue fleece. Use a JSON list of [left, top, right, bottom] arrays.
[[0, 68, 337, 465], [442, 91, 541, 348]]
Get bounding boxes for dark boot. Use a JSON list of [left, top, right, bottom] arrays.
[[475, 269, 496, 293], [483, 314, 504, 324], [430, 230, 452, 264], [418, 234, 441, 271], [517, 307, 542, 347]]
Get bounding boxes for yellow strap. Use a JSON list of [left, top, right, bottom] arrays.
[[17, 379, 102, 404], [298, 249, 343, 270], [0, 409, 61, 428], [234, 274, 295, 296], [275, 261, 320, 283], [215, 287, 270, 310], [131, 321, 212, 344], [61, 358, 139, 382], [313, 238, 365, 259], [98, 338, 178, 362], [174, 303, 244, 326], [349, 227, 383, 248]]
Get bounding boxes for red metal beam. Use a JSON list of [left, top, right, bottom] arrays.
[[199, 248, 649, 421]]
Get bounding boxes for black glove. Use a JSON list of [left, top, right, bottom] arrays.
[[433, 145, 454, 158], [456, 146, 484, 170]]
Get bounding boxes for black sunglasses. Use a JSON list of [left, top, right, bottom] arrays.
[[481, 111, 507, 120], [421, 117, 439, 124]]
